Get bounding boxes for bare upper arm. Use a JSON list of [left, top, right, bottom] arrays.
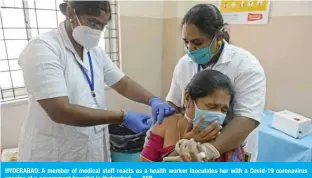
[[151, 114, 179, 136], [151, 115, 180, 148], [151, 119, 168, 138], [233, 116, 259, 130], [110, 75, 128, 95], [38, 96, 70, 123]]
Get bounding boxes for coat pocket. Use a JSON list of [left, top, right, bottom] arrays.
[[30, 133, 59, 161], [58, 136, 88, 161]]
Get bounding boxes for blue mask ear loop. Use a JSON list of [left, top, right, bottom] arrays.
[[210, 26, 225, 57], [197, 27, 225, 71], [196, 27, 225, 72], [184, 113, 192, 122], [183, 100, 195, 122]]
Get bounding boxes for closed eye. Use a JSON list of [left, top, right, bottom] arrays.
[[191, 39, 204, 46], [206, 104, 229, 114], [206, 104, 218, 110], [183, 38, 206, 46], [221, 107, 228, 114]]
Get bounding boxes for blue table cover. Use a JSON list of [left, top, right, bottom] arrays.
[[257, 110, 312, 162]]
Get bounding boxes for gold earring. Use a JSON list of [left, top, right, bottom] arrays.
[[218, 40, 223, 46]]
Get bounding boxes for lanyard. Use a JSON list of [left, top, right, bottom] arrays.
[[78, 52, 96, 98], [197, 62, 217, 73]]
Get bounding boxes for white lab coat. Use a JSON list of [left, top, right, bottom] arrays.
[[17, 22, 125, 162], [165, 41, 266, 161]]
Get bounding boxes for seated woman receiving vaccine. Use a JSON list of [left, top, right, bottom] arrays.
[[140, 70, 245, 162]]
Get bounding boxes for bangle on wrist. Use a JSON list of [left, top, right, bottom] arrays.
[[120, 110, 125, 124]]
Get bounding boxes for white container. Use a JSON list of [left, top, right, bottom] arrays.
[[272, 110, 311, 139]]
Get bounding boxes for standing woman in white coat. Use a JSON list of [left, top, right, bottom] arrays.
[[165, 4, 266, 161], [17, 1, 174, 162]]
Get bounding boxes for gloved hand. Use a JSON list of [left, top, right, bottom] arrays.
[[149, 97, 175, 124], [124, 111, 152, 133]]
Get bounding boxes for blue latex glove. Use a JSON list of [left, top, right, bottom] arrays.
[[149, 97, 175, 124], [124, 111, 152, 133]]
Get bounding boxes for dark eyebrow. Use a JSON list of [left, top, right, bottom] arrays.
[[184, 38, 207, 45], [205, 103, 217, 108], [90, 18, 101, 24], [183, 38, 202, 41], [206, 103, 229, 109], [89, 17, 107, 26]]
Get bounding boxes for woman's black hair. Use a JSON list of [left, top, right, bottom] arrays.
[[186, 70, 234, 125], [181, 4, 230, 41], [186, 70, 234, 101], [222, 23, 230, 43], [60, 1, 111, 20]]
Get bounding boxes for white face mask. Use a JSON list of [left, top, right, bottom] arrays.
[[71, 13, 102, 50]]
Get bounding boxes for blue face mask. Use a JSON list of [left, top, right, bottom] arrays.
[[184, 37, 217, 65], [192, 103, 226, 131]]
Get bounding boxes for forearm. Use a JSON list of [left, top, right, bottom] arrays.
[[209, 116, 259, 154], [114, 76, 154, 105], [52, 104, 124, 126]]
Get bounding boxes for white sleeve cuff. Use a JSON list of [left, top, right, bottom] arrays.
[[165, 94, 182, 108], [234, 111, 262, 123]]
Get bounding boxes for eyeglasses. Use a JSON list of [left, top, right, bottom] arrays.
[[73, 9, 107, 31], [86, 18, 106, 30]]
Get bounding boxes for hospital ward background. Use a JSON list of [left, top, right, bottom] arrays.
[[1, 0, 312, 162]]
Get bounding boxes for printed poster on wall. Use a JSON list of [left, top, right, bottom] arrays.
[[219, 0, 271, 24]]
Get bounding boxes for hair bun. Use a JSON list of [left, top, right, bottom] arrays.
[[222, 23, 231, 43]]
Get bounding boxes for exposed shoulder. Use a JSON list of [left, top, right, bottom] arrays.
[[151, 114, 181, 137]]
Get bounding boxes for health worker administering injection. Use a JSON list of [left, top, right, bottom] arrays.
[[17, 0, 174, 162]]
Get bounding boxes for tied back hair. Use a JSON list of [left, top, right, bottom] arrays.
[[181, 4, 231, 43]]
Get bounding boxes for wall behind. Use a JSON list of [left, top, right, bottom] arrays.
[[1, 0, 311, 150], [107, 0, 164, 112], [162, 1, 312, 118], [1, 1, 164, 149]]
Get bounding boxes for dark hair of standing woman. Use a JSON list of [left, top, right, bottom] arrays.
[[181, 4, 230, 42]]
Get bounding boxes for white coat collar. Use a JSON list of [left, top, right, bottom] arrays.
[[58, 21, 77, 54], [58, 21, 89, 69]]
